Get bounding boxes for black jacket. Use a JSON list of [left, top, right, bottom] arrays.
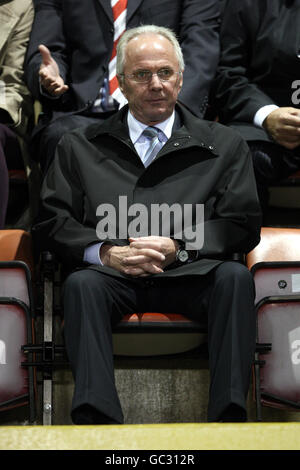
[[34, 103, 262, 275]]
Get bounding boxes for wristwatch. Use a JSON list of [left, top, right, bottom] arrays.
[[175, 240, 198, 265]]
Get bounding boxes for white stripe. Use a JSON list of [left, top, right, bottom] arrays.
[[113, 9, 126, 41], [112, 87, 125, 101], [109, 9, 126, 84], [112, 87, 128, 107], [108, 56, 117, 80], [111, 0, 119, 8]]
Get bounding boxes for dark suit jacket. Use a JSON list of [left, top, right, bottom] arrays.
[[34, 103, 261, 275], [213, 0, 300, 142], [25, 0, 220, 127]]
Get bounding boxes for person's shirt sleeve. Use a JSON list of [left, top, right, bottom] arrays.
[[253, 104, 279, 127], [83, 242, 103, 265]]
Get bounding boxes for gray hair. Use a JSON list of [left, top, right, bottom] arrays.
[[116, 25, 185, 77]]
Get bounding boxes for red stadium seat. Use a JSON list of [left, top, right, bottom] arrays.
[[247, 227, 300, 420], [0, 230, 36, 422]]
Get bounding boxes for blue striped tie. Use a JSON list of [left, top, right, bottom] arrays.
[[142, 127, 164, 167]]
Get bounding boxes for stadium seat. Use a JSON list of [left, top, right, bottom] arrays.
[[247, 227, 300, 420], [0, 230, 36, 422]]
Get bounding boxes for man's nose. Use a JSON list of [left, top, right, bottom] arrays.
[[149, 73, 163, 89]]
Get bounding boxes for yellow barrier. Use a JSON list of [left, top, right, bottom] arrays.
[[0, 423, 300, 450]]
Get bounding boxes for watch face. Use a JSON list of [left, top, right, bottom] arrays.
[[178, 249, 189, 263]]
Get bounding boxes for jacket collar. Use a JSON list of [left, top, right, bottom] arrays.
[[126, 0, 144, 23], [96, 0, 113, 22], [90, 103, 218, 156]]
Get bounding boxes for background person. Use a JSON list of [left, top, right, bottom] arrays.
[[213, 0, 300, 214], [0, 0, 34, 228]]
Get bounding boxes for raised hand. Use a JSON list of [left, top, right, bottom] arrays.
[[38, 44, 69, 97]]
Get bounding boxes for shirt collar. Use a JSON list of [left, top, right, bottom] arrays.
[[127, 110, 175, 144]]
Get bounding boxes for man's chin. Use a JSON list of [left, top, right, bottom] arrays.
[[143, 107, 172, 124], [131, 105, 173, 125]]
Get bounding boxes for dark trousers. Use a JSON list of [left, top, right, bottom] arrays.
[[62, 261, 256, 423]]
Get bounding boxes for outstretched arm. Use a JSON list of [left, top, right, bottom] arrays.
[[24, 0, 69, 101]]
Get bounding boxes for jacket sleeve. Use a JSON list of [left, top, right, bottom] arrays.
[[24, 0, 68, 103], [178, 0, 220, 118], [33, 133, 127, 270], [212, 0, 276, 124], [0, 2, 34, 135]]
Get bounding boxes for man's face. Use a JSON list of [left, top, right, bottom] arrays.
[[118, 34, 183, 125]]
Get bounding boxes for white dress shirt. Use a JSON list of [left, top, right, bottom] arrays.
[[253, 104, 279, 127]]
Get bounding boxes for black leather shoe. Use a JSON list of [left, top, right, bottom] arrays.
[[218, 404, 247, 422], [72, 404, 118, 425]]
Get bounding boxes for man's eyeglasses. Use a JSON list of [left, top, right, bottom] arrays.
[[120, 68, 182, 83]]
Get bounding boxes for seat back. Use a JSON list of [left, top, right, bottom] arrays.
[[247, 227, 300, 304], [0, 263, 31, 307], [256, 298, 300, 409], [0, 301, 30, 409], [0, 230, 34, 275], [247, 227, 300, 271], [247, 227, 300, 419], [0, 230, 35, 421]]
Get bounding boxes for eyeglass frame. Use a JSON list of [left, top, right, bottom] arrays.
[[119, 68, 182, 83]]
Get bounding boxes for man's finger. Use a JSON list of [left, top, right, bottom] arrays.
[[129, 236, 160, 242], [53, 85, 69, 96], [39, 44, 52, 65], [48, 83, 69, 95], [124, 263, 164, 276], [130, 240, 161, 250], [124, 248, 165, 263]]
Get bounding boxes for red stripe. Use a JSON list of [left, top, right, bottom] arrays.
[[112, 0, 127, 21], [109, 75, 119, 94], [110, 41, 118, 61], [109, 0, 127, 96]]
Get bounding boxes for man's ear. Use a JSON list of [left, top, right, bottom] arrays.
[[178, 69, 184, 92]]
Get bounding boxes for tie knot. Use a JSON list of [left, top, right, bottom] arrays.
[[142, 126, 161, 141]]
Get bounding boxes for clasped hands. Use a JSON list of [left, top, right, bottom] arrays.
[[101, 236, 179, 277], [263, 107, 300, 150]]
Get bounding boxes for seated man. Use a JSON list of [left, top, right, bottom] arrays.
[[24, 0, 220, 173], [34, 25, 262, 424], [213, 0, 300, 214]]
